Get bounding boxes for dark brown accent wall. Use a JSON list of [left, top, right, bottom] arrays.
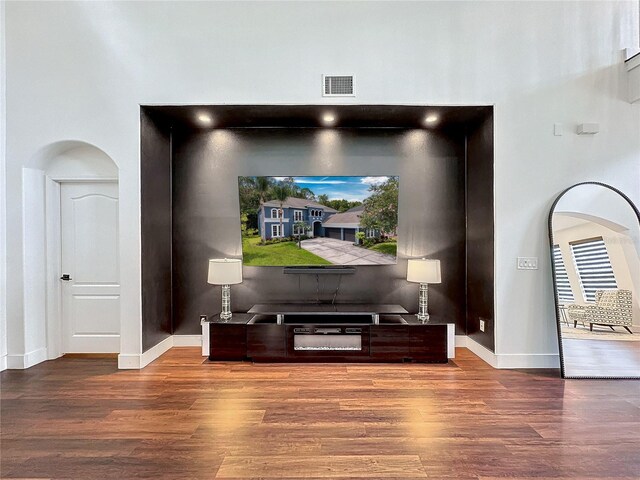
[[140, 106, 495, 353], [465, 114, 495, 351], [140, 111, 173, 351], [171, 128, 468, 335]]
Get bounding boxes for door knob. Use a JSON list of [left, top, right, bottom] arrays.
[[60, 274, 72, 281]]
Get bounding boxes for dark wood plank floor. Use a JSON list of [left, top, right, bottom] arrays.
[[1, 347, 639, 479]]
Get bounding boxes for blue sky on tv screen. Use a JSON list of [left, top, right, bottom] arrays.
[[272, 176, 395, 202]]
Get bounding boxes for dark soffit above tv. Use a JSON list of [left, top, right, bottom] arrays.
[[143, 104, 492, 131]]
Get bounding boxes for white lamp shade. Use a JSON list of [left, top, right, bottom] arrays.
[[407, 258, 441, 284], [207, 258, 243, 285]]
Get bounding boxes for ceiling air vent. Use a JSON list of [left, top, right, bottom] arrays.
[[322, 75, 355, 97]]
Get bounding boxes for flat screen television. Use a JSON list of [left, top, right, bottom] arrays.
[[238, 176, 399, 266]]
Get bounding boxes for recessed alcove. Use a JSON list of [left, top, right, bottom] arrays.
[[140, 105, 494, 353]]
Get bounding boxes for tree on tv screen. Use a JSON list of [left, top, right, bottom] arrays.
[[359, 177, 399, 235]]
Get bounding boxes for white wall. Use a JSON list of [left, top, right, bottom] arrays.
[[0, 0, 7, 371], [44, 145, 118, 179], [4, 1, 640, 368], [15, 168, 47, 368], [627, 53, 640, 103]]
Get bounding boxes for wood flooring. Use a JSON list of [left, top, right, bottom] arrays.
[[1, 347, 639, 479]]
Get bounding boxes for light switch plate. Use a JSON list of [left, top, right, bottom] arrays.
[[517, 257, 538, 270]]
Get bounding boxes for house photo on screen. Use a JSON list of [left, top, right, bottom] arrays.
[[238, 176, 399, 266]]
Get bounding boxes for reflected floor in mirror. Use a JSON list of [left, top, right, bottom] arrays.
[[562, 338, 640, 378]]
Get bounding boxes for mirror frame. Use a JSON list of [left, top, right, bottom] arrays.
[[548, 181, 640, 379]]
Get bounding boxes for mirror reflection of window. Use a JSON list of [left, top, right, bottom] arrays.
[[570, 237, 617, 302], [553, 245, 574, 303]]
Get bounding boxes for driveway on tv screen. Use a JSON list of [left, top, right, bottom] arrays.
[[301, 237, 396, 265]]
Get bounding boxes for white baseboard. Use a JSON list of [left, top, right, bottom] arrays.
[[6, 347, 48, 369], [0, 354, 7, 372], [173, 334, 202, 347], [455, 334, 468, 348], [116, 353, 142, 369], [495, 352, 560, 369], [118, 335, 173, 369], [118, 334, 203, 369], [139, 336, 174, 368], [463, 336, 499, 368], [458, 335, 559, 369]]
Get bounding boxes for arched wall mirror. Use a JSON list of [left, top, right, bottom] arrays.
[[549, 182, 640, 378]]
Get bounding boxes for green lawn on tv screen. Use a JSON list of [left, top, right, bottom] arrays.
[[367, 241, 397, 257], [242, 236, 332, 266]]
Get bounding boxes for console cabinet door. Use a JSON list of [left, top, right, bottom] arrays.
[[210, 324, 246, 360], [370, 325, 447, 362], [247, 325, 286, 360]]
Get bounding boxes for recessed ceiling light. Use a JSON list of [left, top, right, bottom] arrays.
[[322, 113, 336, 126], [197, 113, 214, 126], [424, 114, 439, 125]]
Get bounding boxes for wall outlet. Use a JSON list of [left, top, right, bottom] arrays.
[[199, 315, 208, 323], [517, 257, 538, 270], [479, 319, 486, 332]]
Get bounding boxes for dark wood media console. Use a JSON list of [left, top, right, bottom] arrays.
[[207, 304, 452, 363]]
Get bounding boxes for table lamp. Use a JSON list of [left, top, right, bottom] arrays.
[[207, 258, 243, 321], [407, 258, 441, 323]]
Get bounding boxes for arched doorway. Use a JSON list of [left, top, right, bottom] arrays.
[[313, 220, 322, 237], [24, 141, 120, 361]]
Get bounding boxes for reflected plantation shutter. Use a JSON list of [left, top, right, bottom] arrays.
[[570, 237, 617, 302], [553, 245, 574, 303]]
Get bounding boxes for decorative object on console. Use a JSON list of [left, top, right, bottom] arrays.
[[407, 258, 441, 323], [207, 258, 243, 322]]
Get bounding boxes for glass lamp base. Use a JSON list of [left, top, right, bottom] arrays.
[[417, 283, 430, 324], [220, 284, 232, 322]]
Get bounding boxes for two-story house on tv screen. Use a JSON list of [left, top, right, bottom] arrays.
[[258, 197, 338, 240]]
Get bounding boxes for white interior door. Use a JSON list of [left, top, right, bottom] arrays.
[[60, 182, 120, 353]]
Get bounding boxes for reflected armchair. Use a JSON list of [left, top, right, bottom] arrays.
[[566, 289, 633, 334]]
